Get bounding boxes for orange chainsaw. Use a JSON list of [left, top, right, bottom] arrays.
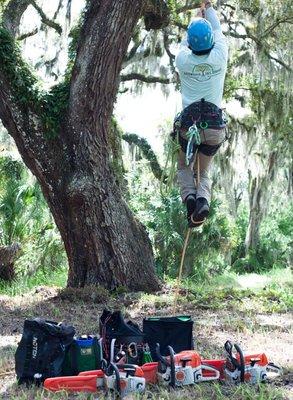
[[202, 341, 282, 384], [44, 362, 145, 397], [79, 346, 220, 387], [155, 344, 220, 386]]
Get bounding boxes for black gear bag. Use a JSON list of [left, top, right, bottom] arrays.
[[100, 309, 145, 365], [15, 318, 75, 385], [143, 315, 194, 361]]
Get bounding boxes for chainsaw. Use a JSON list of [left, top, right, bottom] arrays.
[[202, 341, 282, 384], [155, 344, 220, 387], [44, 361, 145, 398]]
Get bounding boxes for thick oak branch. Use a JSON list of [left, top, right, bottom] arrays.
[[120, 73, 171, 84]]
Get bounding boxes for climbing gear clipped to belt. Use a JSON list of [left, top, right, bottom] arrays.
[[186, 124, 201, 166]]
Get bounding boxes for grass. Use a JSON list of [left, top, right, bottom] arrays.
[[1, 268, 292, 399], [1, 381, 291, 400], [138, 268, 293, 314], [1, 264, 292, 313], [0, 265, 68, 296]]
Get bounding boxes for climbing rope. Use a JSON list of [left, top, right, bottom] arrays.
[[173, 149, 205, 314], [173, 227, 191, 314]]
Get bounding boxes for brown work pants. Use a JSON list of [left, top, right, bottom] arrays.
[[177, 128, 226, 203]]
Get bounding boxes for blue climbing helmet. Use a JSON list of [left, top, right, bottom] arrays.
[[187, 18, 214, 53]]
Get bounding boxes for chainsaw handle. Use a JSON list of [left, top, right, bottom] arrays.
[[116, 364, 137, 377], [107, 362, 121, 394], [156, 343, 171, 367], [224, 341, 240, 368], [234, 344, 245, 383], [267, 362, 283, 375], [224, 341, 245, 383], [167, 345, 176, 388]]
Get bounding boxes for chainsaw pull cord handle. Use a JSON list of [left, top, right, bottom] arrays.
[[267, 362, 283, 374], [167, 345, 176, 388], [116, 364, 137, 377]]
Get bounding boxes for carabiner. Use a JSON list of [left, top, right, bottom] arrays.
[[128, 342, 138, 358], [200, 121, 208, 129]]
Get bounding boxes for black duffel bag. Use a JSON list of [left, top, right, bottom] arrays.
[[15, 318, 75, 384]]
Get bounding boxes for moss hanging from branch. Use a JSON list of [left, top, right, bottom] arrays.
[[122, 132, 167, 182]]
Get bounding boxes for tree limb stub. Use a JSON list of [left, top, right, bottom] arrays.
[[17, 28, 39, 41], [143, 0, 170, 30], [0, 243, 21, 281]]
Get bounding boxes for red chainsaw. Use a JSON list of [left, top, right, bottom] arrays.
[[44, 362, 145, 398], [78, 345, 220, 387], [202, 341, 282, 384], [154, 344, 220, 386]]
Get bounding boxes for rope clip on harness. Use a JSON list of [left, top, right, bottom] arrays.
[[186, 124, 201, 166]]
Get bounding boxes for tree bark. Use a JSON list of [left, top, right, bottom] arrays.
[[245, 152, 277, 254], [0, 243, 21, 281], [0, 0, 163, 291]]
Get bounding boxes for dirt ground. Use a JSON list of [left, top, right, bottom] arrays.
[[0, 286, 292, 399]]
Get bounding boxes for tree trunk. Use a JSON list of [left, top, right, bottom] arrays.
[[245, 152, 277, 254], [0, 0, 164, 291], [0, 243, 21, 281]]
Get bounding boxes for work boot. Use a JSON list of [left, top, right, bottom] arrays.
[[185, 194, 197, 225], [189, 197, 209, 228]]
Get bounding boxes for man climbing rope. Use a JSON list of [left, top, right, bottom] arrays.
[[174, 0, 228, 227]]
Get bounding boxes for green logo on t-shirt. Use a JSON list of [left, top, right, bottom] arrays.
[[191, 63, 221, 82]]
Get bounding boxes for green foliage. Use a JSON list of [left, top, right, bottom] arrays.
[[68, 22, 82, 64], [42, 81, 70, 139], [0, 26, 40, 106], [233, 203, 293, 273], [0, 266, 67, 295], [0, 25, 70, 139], [128, 163, 233, 280], [0, 156, 67, 280]]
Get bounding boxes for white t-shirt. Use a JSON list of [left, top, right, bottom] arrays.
[[175, 7, 228, 109]]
